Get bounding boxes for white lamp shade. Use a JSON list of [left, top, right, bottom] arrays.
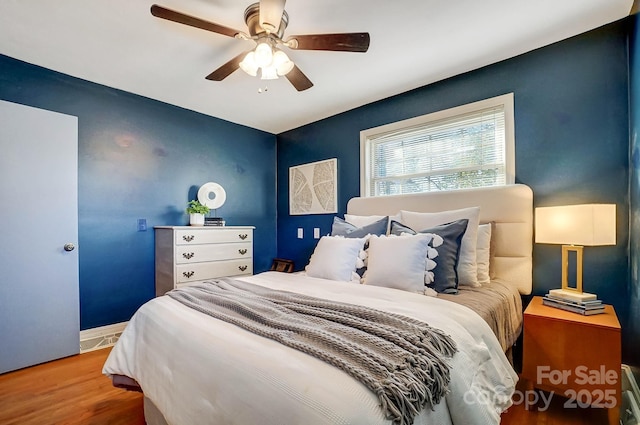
[[254, 42, 273, 68], [272, 50, 294, 76], [239, 51, 258, 77], [535, 204, 616, 246], [260, 66, 278, 80]]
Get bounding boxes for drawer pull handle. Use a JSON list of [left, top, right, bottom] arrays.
[[238, 265, 248, 272], [182, 252, 194, 259], [183, 271, 194, 278], [239, 249, 247, 255], [183, 235, 195, 242], [238, 234, 248, 240]]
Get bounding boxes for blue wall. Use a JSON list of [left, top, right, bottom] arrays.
[[629, 15, 640, 369], [0, 54, 277, 330], [277, 21, 634, 363]]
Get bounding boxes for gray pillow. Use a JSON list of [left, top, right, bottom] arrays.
[[331, 216, 388, 238], [390, 219, 468, 294]]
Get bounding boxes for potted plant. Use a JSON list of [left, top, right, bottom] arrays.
[[186, 200, 210, 226]]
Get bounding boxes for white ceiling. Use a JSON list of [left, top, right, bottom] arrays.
[[0, 0, 633, 134]]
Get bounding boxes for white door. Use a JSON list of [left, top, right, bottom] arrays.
[[0, 100, 79, 374]]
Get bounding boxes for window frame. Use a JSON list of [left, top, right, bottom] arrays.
[[359, 93, 515, 197]]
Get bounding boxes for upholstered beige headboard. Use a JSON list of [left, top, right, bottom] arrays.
[[347, 184, 533, 295]]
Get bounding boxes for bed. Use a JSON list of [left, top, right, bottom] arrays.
[[103, 184, 533, 425]]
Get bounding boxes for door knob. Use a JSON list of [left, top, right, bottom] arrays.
[[63, 243, 75, 252]]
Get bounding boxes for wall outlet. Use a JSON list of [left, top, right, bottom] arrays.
[[313, 228, 320, 239], [137, 218, 147, 232], [297, 228, 303, 239]]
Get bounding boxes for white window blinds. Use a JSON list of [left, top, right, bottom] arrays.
[[360, 93, 514, 196]]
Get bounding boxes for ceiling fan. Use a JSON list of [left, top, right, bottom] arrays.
[[150, 0, 370, 91]]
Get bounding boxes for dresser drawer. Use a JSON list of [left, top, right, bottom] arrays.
[[176, 243, 252, 264], [176, 259, 253, 283], [175, 228, 252, 245]]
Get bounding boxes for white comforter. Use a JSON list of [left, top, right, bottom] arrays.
[[103, 272, 517, 425]]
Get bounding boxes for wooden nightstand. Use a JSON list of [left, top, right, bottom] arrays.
[[522, 296, 621, 425]]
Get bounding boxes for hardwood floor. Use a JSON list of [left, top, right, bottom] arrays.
[[0, 347, 613, 425], [0, 348, 144, 425], [500, 379, 610, 425]]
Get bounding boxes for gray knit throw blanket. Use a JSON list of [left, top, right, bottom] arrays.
[[167, 278, 457, 425]]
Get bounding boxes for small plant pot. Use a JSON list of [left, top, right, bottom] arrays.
[[189, 213, 205, 226]]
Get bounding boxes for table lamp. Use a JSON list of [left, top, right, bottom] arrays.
[[535, 204, 616, 300]]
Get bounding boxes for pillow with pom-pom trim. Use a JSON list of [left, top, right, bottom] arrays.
[[390, 219, 468, 294]]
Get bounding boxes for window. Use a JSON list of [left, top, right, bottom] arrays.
[[360, 93, 515, 196]]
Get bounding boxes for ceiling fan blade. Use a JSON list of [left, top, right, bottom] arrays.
[[151, 4, 240, 39], [259, 0, 286, 33], [205, 52, 247, 81], [287, 33, 370, 52], [285, 65, 313, 91]]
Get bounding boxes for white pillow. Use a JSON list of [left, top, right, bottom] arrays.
[[362, 234, 432, 293], [476, 223, 492, 285], [400, 206, 481, 287], [305, 236, 366, 282]]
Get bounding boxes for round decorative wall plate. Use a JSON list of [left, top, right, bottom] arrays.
[[197, 182, 226, 210]]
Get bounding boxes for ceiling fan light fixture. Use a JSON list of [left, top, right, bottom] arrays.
[[241, 45, 293, 80], [272, 49, 294, 76], [150, 3, 369, 92], [260, 66, 279, 80], [254, 41, 274, 68], [239, 51, 259, 77]]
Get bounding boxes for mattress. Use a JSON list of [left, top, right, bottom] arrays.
[[104, 271, 517, 425]]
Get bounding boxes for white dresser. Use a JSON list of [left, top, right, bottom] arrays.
[[154, 226, 255, 296]]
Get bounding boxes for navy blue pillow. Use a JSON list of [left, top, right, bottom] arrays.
[[331, 216, 388, 238], [332, 216, 388, 276], [390, 219, 468, 294]]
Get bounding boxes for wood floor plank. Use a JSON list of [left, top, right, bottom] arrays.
[[0, 346, 613, 424]]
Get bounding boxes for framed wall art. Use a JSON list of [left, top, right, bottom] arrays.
[[289, 158, 337, 215]]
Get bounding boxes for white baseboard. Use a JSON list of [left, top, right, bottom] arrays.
[[79, 322, 127, 353]]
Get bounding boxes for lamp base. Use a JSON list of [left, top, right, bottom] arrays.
[[548, 288, 597, 303]]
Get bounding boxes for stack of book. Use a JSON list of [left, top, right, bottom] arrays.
[[204, 217, 225, 227], [542, 289, 605, 316]]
